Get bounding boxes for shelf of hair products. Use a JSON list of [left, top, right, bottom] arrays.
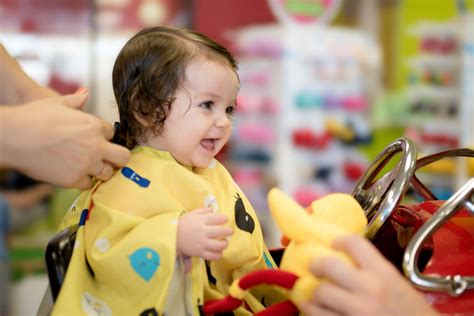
[[226, 1, 380, 246], [401, 6, 474, 201]]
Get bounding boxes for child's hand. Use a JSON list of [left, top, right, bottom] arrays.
[[177, 207, 233, 261]]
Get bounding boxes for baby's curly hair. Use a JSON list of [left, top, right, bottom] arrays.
[[112, 26, 238, 149]]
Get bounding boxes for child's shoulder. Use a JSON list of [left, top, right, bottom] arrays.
[[91, 149, 183, 208], [97, 150, 171, 192]]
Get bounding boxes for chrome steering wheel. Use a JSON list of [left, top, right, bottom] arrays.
[[352, 137, 418, 240]]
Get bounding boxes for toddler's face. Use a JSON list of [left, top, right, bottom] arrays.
[[145, 58, 239, 168]]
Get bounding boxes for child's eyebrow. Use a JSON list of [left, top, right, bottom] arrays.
[[199, 92, 220, 98]]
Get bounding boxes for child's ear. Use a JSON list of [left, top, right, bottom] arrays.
[[133, 112, 151, 128]]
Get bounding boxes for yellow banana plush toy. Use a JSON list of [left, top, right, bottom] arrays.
[[203, 188, 367, 315]]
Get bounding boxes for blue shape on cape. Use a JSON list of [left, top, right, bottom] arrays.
[[79, 209, 89, 226], [129, 248, 160, 282], [121, 167, 150, 188]]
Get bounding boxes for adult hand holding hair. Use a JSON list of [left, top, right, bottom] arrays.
[[0, 44, 130, 189], [300, 234, 437, 316], [0, 90, 130, 189]]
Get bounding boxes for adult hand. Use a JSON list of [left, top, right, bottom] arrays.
[[0, 91, 131, 189], [177, 207, 233, 261], [300, 234, 437, 316]]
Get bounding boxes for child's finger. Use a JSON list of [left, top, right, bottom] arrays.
[[204, 213, 229, 225], [202, 250, 223, 261], [191, 207, 213, 215], [204, 238, 229, 253], [207, 225, 233, 239]]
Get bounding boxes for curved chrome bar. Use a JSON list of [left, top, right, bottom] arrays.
[[403, 178, 474, 296], [352, 137, 418, 240], [410, 148, 474, 201]]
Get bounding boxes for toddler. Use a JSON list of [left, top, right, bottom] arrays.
[[52, 26, 283, 315]]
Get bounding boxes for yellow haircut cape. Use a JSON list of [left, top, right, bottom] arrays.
[[52, 146, 283, 316]]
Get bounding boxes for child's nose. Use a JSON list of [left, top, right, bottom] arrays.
[[215, 113, 231, 128]]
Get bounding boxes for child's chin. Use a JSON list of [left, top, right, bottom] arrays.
[[194, 158, 214, 169]]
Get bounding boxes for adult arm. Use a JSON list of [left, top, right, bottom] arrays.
[[0, 44, 56, 104]]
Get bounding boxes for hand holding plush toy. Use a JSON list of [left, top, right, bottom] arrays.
[[204, 188, 367, 315]]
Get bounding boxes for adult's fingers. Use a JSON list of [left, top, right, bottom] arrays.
[[310, 256, 373, 293], [332, 235, 395, 274], [74, 175, 94, 190], [299, 302, 340, 316], [311, 280, 365, 315], [99, 119, 115, 140], [93, 162, 114, 182], [102, 142, 131, 168], [61, 91, 88, 110]]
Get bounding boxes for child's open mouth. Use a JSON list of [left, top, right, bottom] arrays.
[[200, 138, 216, 151]]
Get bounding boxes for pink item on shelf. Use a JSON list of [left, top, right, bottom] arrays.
[[405, 128, 422, 143], [420, 132, 459, 148], [342, 96, 368, 111], [420, 37, 437, 52], [237, 124, 275, 144], [236, 95, 279, 116], [244, 72, 270, 86], [261, 96, 280, 115], [420, 37, 457, 54], [438, 38, 457, 54], [232, 168, 263, 187], [236, 95, 259, 114], [293, 187, 322, 208], [244, 41, 283, 58]]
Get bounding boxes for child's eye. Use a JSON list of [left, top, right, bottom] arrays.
[[226, 105, 236, 116], [199, 101, 213, 110]]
